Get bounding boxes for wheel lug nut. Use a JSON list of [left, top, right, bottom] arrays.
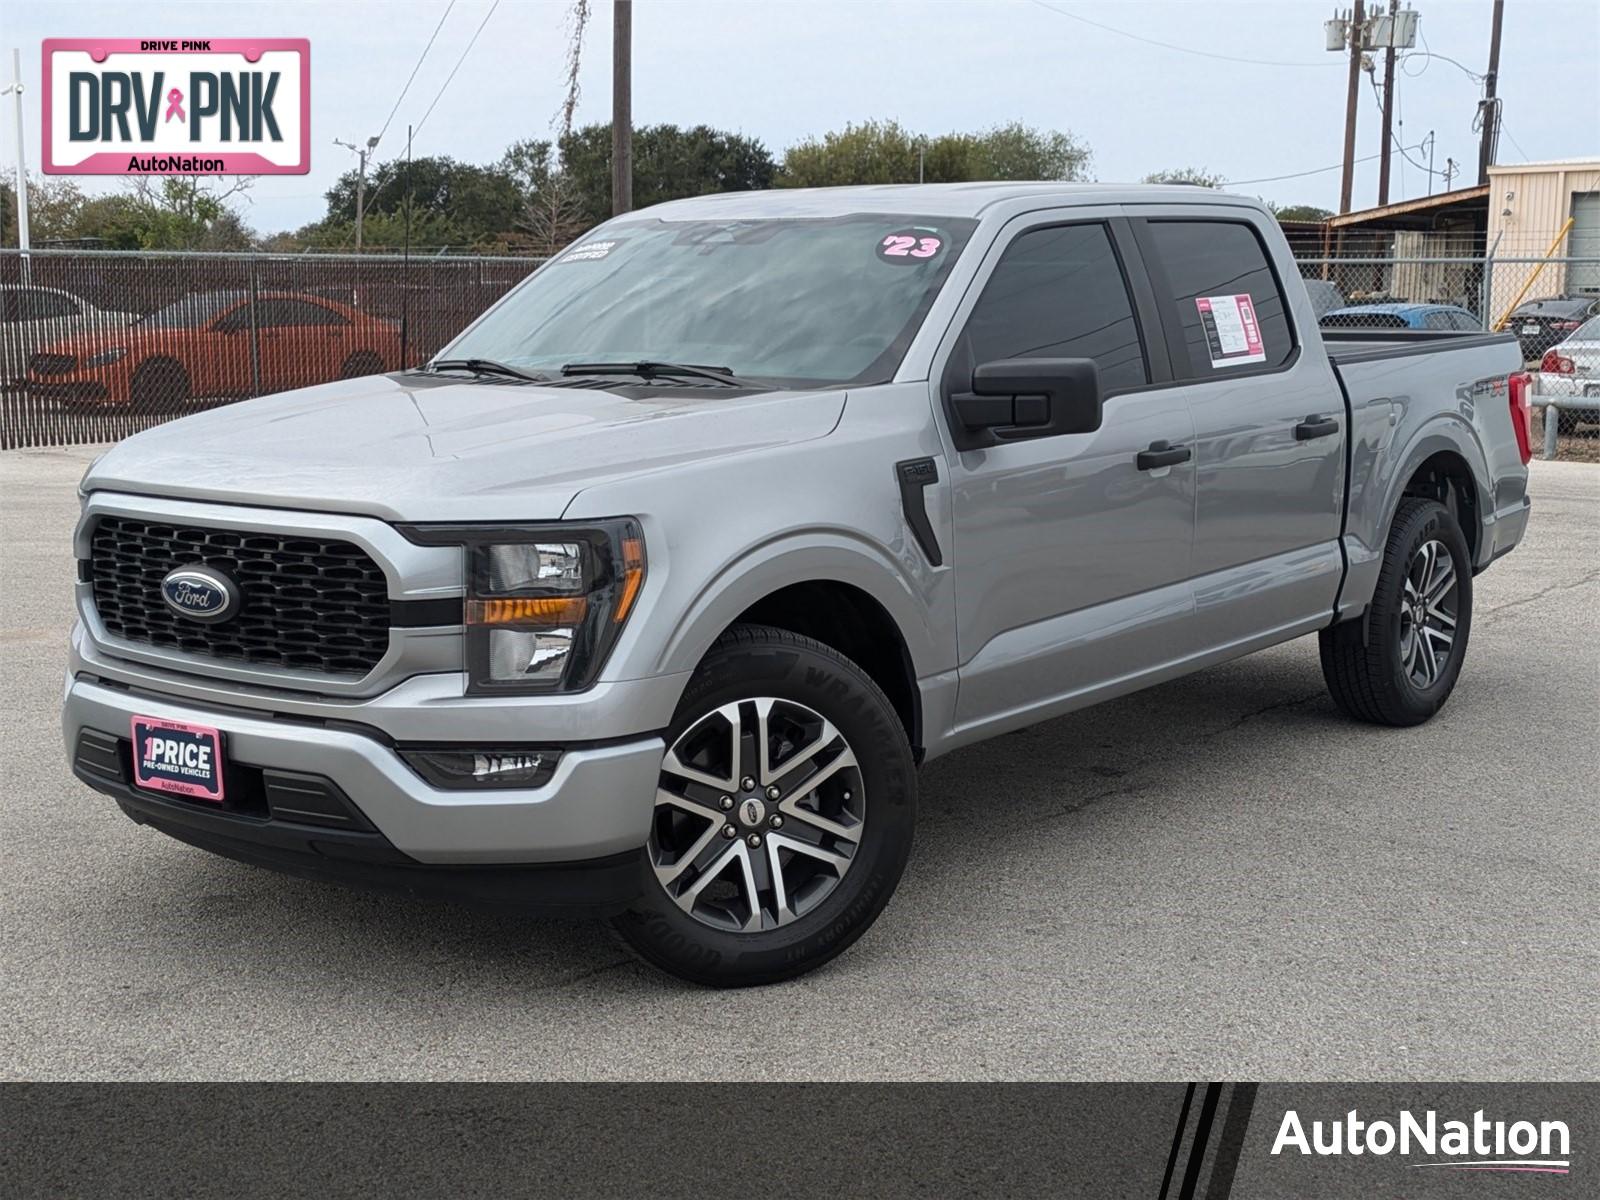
[[769, 815, 783, 828], [721, 824, 737, 839], [740, 776, 756, 791], [747, 833, 762, 848], [842, 791, 852, 801], [719, 795, 734, 810], [765, 785, 780, 800]]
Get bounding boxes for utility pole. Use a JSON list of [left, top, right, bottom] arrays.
[[335, 135, 380, 250], [1377, 0, 1399, 205], [1338, 1, 1365, 215], [611, 0, 633, 216], [3, 48, 30, 266], [1477, 0, 1504, 184]]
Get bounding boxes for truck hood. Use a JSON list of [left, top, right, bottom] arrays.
[[84, 373, 847, 521]]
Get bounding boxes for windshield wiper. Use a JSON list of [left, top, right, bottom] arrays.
[[423, 358, 549, 383], [559, 360, 766, 389]]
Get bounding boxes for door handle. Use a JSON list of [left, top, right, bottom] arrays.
[[1135, 440, 1191, 470], [1295, 414, 1340, 440]]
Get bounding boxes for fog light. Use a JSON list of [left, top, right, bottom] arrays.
[[400, 747, 562, 789]]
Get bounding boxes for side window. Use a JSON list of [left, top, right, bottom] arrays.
[[1422, 311, 1451, 330], [1145, 220, 1294, 377], [18, 290, 80, 320], [951, 222, 1149, 395], [277, 300, 348, 327], [1451, 311, 1481, 331]]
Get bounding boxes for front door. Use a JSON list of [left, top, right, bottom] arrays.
[[937, 214, 1200, 741]]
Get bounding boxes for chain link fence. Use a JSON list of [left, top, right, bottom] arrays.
[[4, 247, 1598, 457], [1294, 254, 1600, 458], [0, 249, 543, 450]]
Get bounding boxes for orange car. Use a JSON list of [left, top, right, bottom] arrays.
[[25, 290, 403, 409]]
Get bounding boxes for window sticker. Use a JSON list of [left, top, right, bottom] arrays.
[[1195, 293, 1266, 367], [558, 238, 624, 263], [876, 228, 944, 264]]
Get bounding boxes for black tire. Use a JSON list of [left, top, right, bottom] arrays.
[[1319, 498, 1473, 727], [129, 358, 190, 414], [339, 350, 385, 379], [610, 624, 917, 987]]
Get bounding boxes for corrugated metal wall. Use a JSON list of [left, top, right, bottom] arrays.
[[1487, 162, 1600, 296]]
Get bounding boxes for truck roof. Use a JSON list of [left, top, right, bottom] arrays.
[[641, 182, 1261, 221]]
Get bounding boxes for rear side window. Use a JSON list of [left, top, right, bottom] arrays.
[[950, 223, 1148, 394], [1146, 220, 1294, 377]]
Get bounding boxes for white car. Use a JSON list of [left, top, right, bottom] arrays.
[[1536, 312, 1600, 431], [0, 284, 132, 386]]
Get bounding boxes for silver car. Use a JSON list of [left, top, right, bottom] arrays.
[[64, 185, 1531, 985], [0, 284, 131, 386]]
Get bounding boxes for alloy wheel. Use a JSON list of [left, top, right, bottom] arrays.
[[1398, 538, 1458, 688], [649, 697, 866, 932]]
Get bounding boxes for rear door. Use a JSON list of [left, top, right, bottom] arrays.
[[935, 210, 1201, 737], [1130, 210, 1346, 655]]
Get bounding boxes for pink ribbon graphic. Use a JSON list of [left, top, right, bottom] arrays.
[[164, 88, 185, 123]]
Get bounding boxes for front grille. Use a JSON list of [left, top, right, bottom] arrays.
[[29, 353, 77, 376], [89, 516, 391, 674]]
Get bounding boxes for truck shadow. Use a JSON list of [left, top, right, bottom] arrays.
[[105, 641, 1363, 1000]]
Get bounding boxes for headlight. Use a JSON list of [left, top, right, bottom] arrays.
[[405, 519, 645, 694], [86, 347, 127, 367]]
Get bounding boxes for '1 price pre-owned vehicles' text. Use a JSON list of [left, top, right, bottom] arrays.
[[64, 184, 1532, 985]]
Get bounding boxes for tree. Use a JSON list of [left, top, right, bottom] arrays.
[[317, 155, 521, 248], [1267, 202, 1334, 223], [1, 171, 254, 249], [1142, 166, 1226, 188], [778, 121, 1090, 187], [501, 139, 588, 256], [557, 123, 777, 228]]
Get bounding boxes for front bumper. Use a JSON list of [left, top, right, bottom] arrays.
[[64, 673, 664, 881]]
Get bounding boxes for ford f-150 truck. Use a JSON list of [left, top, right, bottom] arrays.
[[64, 184, 1533, 986]]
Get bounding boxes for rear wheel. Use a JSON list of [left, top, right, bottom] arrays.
[[1319, 498, 1472, 726], [610, 624, 917, 987], [129, 358, 190, 413]]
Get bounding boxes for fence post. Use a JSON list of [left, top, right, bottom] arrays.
[[247, 255, 262, 396], [1479, 252, 1494, 327], [1544, 403, 1560, 460]]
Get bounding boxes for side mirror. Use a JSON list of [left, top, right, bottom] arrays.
[[948, 357, 1103, 451]]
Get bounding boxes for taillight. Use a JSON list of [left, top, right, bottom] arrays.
[[1540, 350, 1575, 375], [1508, 371, 1533, 465], [1552, 320, 1581, 330]]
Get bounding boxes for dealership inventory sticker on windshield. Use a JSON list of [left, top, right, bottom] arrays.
[[1196, 293, 1265, 367], [43, 38, 309, 174]]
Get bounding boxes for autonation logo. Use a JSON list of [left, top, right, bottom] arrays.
[[1272, 1108, 1571, 1175]]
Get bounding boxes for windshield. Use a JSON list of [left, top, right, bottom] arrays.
[[439, 213, 978, 387], [133, 291, 247, 329]]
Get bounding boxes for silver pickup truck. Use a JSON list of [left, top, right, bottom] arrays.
[[65, 184, 1533, 986]]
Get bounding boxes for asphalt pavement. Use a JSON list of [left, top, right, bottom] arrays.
[[2, 445, 1595, 1081]]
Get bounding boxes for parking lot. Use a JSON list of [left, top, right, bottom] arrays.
[[1, 444, 1595, 1082]]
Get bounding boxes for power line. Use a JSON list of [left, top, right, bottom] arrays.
[[1225, 143, 1427, 187], [412, 0, 501, 140], [340, 0, 500, 246], [376, 0, 458, 148], [1025, 0, 1338, 69]]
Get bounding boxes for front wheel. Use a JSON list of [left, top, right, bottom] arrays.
[[610, 624, 917, 987], [1319, 498, 1473, 726]]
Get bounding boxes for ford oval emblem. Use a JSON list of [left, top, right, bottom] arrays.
[[159, 566, 240, 624]]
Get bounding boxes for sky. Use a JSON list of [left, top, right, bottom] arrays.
[[1, 0, 1597, 238]]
